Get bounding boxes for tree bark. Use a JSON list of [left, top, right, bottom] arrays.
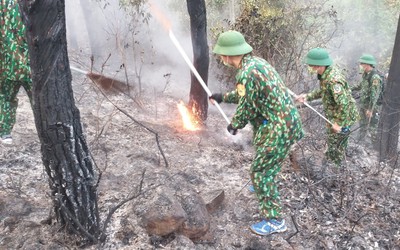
[[377, 15, 400, 162], [186, 0, 209, 122], [19, 0, 100, 241]]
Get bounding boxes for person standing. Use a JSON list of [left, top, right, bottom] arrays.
[[297, 48, 359, 166], [0, 0, 32, 144], [210, 30, 304, 236], [352, 54, 382, 143]]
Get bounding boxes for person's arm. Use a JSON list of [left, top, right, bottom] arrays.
[[367, 74, 382, 111], [330, 81, 352, 127], [306, 88, 322, 101], [209, 89, 240, 104], [351, 81, 361, 92], [223, 90, 241, 104], [230, 76, 260, 130]]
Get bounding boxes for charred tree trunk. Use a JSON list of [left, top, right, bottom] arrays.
[[187, 0, 209, 122], [377, 15, 400, 162], [19, 0, 100, 241]]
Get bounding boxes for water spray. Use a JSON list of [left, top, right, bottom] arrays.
[[168, 30, 230, 124], [286, 88, 334, 126], [149, 1, 230, 125]]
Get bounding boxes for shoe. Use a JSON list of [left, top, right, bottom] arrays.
[[1, 134, 12, 144], [248, 185, 255, 193], [250, 219, 287, 236]]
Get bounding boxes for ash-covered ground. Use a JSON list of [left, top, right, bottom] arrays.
[[0, 63, 399, 249]]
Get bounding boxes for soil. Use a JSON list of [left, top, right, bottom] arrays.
[[0, 54, 399, 250]]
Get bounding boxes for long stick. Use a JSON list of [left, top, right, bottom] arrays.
[[286, 88, 334, 126], [70, 65, 88, 75], [235, 179, 251, 197], [168, 30, 231, 125]]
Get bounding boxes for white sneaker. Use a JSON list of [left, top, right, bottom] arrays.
[[1, 135, 13, 144]]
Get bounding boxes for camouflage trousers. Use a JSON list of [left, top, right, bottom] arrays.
[[0, 79, 32, 136], [250, 142, 291, 220], [326, 129, 350, 166], [358, 107, 380, 142]]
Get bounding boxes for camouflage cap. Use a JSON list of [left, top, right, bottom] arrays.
[[305, 48, 333, 66], [359, 54, 376, 66], [213, 30, 253, 56]]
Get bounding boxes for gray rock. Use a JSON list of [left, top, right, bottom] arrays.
[[178, 192, 210, 239], [142, 189, 187, 236], [202, 189, 225, 213], [167, 234, 196, 249]]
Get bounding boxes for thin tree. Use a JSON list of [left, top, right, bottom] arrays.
[[187, 0, 209, 122], [377, 14, 400, 162], [19, 0, 100, 241]]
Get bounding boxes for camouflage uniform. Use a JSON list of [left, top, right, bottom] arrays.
[[352, 70, 382, 141], [306, 66, 359, 165], [222, 54, 304, 219], [0, 0, 32, 137]]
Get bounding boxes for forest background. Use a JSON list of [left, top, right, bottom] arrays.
[[1, 0, 399, 249]]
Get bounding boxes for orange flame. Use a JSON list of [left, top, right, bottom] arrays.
[[177, 101, 201, 131], [149, 0, 172, 31]]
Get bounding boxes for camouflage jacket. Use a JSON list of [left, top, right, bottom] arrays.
[[352, 70, 382, 111], [0, 0, 31, 82], [222, 54, 303, 146], [306, 66, 359, 127]]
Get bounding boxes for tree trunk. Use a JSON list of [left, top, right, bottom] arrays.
[[19, 0, 100, 241], [186, 0, 209, 122], [377, 15, 400, 162]]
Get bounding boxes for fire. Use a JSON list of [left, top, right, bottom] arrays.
[[149, 1, 172, 31], [177, 101, 201, 131]]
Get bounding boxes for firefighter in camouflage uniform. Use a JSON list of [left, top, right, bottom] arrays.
[[210, 30, 304, 236], [0, 0, 32, 144], [351, 54, 382, 143], [297, 48, 359, 166]]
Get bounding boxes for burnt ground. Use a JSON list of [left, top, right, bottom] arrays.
[[0, 59, 399, 250]]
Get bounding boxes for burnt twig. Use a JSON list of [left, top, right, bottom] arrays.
[[286, 214, 299, 241], [99, 169, 146, 243], [90, 82, 169, 168]]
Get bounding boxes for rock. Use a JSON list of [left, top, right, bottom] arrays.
[[270, 237, 294, 250], [350, 235, 368, 249], [191, 230, 216, 244], [167, 234, 196, 249], [178, 192, 210, 239], [0, 193, 32, 217], [2, 216, 19, 231], [244, 237, 268, 250], [115, 218, 137, 245], [202, 189, 225, 213], [149, 234, 176, 248], [142, 189, 187, 236]]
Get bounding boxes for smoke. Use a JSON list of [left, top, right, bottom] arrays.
[[65, 0, 199, 100], [65, 0, 398, 95], [318, 0, 397, 76]]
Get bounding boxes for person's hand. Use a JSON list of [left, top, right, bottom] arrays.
[[227, 124, 238, 135], [209, 93, 223, 104], [331, 122, 342, 133], [295, 93, 307, 103], [365, 110, 372, 118]]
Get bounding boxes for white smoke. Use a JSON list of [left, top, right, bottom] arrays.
[[65, 0, 198, 100]]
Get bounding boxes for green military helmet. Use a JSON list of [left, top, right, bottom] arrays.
[[305, 48, 333, 66], [213, 30, 253, 56], [359, 54, 376, 66]]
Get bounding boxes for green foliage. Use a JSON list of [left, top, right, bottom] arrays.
[[210, 0, 341, 91], [119, 0, 150, 24], [208, 0, 399, 92], [120, 0, 145, 7], [208, 0, 229, 7]]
